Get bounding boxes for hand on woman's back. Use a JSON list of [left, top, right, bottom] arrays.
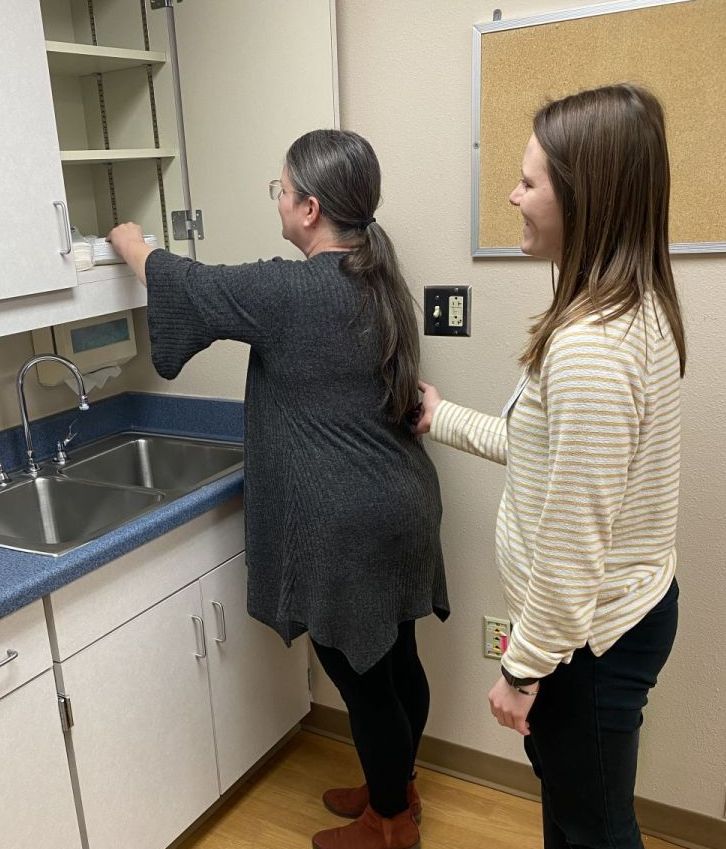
[[411, 380, 442, 435]]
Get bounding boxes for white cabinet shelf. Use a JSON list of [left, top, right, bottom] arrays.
[[60, 147, 176, 163], [46, 41, 166, 75]]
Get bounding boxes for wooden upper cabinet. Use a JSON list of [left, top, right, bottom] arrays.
[[0, 1, 78, 301]]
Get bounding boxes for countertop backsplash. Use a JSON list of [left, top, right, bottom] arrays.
[[0, 391, 245, 472]]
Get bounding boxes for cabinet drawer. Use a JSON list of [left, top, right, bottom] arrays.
[[0, 599, 52, 699], [49, 497, 244, 660]]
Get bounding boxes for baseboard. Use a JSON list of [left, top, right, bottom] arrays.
[[302, 704, 725, 849]]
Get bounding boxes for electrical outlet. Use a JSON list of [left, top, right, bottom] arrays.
[[423, 285, 472, 336], [483, 616, 511, 660]]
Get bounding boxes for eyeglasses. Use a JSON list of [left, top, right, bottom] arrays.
[[268, 179, 309, 201], [268, 179, 306, 201], [268, 180, 284, 200]]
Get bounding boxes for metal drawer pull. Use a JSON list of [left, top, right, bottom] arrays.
[[211, 601, 226, 643], [191, 615, 206, 658], [53, 201, 72, 255], [0, 649, 19, 667]]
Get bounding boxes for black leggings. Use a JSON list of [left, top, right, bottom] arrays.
[[312, 621, 429, 818]]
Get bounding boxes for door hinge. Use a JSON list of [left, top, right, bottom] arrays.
[[150, 0, 181, 10], [172, 208, 205, 241], [58, 693, 74, 732]]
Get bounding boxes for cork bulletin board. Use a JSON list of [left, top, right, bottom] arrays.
[[472, 0, 726, 256]]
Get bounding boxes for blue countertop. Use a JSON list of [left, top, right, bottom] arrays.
[[0, 393, 244, 619]]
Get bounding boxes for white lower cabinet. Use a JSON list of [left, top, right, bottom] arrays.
[[0, 669, 83, 849], [60, 581, 219, 849], [49, 504, 311, 849], [201, 554, 310, 793]]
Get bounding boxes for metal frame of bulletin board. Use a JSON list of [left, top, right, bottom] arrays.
[[471, 0, 726, 257]]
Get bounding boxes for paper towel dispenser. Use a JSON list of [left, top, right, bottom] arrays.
[[31, 310, 137, 387]]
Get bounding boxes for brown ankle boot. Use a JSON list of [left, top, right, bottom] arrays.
[[312, 804, 420, 849], [322, 778, 422, 824]]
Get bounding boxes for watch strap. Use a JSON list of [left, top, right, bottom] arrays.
[[501, 664, 540, 688]]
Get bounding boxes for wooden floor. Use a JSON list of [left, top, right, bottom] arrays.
[[179, 730, 678, 849]]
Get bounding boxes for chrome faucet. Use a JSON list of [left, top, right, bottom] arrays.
[[17, 355, 90, 477]]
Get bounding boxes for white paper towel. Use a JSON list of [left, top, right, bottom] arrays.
[[64, 365, 121, 393]]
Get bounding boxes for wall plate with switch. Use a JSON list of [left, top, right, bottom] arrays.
[[424, 285, 471, 336]]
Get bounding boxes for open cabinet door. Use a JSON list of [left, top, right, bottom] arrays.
[[172, 0, 339, 266], [1, 1, 78, 300]]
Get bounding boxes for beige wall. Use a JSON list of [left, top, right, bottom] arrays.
[[314, 0, 725, 821], [1, 0, 723, 822], [0, 332, 124, 431]]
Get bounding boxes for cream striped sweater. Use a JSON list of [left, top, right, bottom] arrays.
[[431, 297, 680, 679]]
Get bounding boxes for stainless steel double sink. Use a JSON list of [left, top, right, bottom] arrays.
[[0, 433, 244, 556]]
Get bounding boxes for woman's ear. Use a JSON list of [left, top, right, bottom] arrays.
[[304, 195, 322, 228]]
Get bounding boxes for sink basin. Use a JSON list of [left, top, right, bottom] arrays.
[[0, 432, 243, 557], [0, 476, 164, 556], [64, 434, 244, 492]]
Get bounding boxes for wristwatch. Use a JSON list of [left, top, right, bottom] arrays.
[[501, 664, 539, 689]]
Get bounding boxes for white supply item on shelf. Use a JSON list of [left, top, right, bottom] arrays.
[[70, 226, 94, 271], [88, 234, 159, 265]]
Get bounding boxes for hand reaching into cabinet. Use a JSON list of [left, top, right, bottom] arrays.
[[107, 222, 158, 286]]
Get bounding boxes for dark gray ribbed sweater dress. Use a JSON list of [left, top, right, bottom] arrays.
[[145, 249, 449, 673]]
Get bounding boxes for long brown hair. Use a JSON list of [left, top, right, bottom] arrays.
[[520, 84, 686, 377], [286, 129, 419, 423]]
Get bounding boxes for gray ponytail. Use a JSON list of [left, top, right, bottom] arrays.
[[286, 130, 419, 424]]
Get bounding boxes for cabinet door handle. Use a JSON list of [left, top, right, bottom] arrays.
[[0, 649, 18, 667], [191, 615, 206, 659], [53, 200, 72, 255], [211, 601, 227, 643]]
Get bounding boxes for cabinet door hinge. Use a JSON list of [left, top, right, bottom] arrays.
[[172, 209, 205, 241], [150, 0, 180, 10], [58, 693, 74, 732]]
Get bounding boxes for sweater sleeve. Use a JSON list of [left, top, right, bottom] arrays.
[[502, 324, 645, 679], [145, 249, 294, 379], [430, 400, 507, 465]]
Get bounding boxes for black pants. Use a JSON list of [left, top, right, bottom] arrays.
[[312, 621, 429, 818], [524, 579, 679, 849]]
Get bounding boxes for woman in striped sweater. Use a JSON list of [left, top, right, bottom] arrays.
[[416, 84, 684, 849]]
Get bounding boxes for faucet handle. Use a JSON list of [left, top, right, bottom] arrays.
[[62, 419, 79, 448], [53, 419, 79, 466]]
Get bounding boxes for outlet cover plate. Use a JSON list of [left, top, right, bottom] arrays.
[[424, 285, 471, 336], [483, 616, 511, 660]]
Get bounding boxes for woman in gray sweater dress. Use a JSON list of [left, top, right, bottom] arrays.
[[109, 130, 447, 849]]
